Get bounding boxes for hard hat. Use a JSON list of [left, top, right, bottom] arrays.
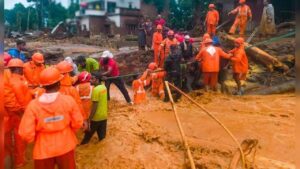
[[32, 52, 45, 63], [101, 50, 111, 58], [148, 62, 158, 70], [4, 52, 12, 66], [39, 67, 64, 86], [7, 58, 24, 68], [235, 37, 245, 44], [108, 52, 114, 58], [56, 61, 73, 74], [157, 24, 163, 30], [78, 71, 91, 83], [184, 35, 190, 40], [203, 38, 213, 44], [239, 0, 246, 4], [203, 33, 211, 41], [167, 30, 174, 36], [209, 4, 215, 8]]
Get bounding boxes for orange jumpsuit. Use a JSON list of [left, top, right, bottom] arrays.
[[206, 9, 219, 36], [18, 93, 83, 167], [159, 38, 179, 68], [4, 72, 32, 167], [229, 5, 252, 36], [23, 61, 45, 87], [132, 71, 149, 104], [196, 46, 231, 88], [59, 74, 85, 118], [229, 45, 248, 80], [149, 70, 166, 99], [76, 82, 93, 120], [152, 32, 163, 65]]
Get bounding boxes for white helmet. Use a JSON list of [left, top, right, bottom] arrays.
[[101, 50, 110, 58], [184, 35, 190, 40], [108, 52, 114, 58]]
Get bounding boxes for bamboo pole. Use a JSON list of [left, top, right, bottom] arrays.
[[167, 82, 246, 169], [164, 81, 196, 169]]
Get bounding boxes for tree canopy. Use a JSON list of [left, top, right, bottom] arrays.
[[5, 1, 78, 31]]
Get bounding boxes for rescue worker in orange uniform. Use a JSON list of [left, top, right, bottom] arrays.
[[152, 24, 163, 65], [195, 38, 232, 91], [132, 70, 149, 104], [56, 61, 85, 117], [18, 67, 83, 169], [147, 62, 166, 100], [205, 4, 219, 36], [76, 71, 93, 120], [229, 37, 249, 95], [23, 52, 45, 88], [228, 0, 252, 37], [4, 59, 32, 168], [159, 30, 179, 68]]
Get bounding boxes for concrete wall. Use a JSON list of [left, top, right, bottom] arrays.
[[109, 15, 121, 27], [80, 17, 90, 30]]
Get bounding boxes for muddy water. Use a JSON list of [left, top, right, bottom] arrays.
[[20, 85, 295, 169]]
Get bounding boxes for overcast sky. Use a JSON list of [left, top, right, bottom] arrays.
[[5, 0, 70, 9]]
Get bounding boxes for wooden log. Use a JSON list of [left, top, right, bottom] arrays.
[[246, 80, 295, 95], [219, 32, 289, 72]]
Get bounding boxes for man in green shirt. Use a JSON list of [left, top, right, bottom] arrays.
[[81, 75, 108, 145], [76, 55, 100, 73]]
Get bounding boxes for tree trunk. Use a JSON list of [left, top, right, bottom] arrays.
[[219, 32, 289, 72], [246, 80, 295, 95]]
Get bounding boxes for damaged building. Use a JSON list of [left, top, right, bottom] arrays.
[[76, 0, 143, 36]]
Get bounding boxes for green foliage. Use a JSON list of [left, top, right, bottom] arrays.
[[167, 0, 213, 30], [5, 1, 79, 31]]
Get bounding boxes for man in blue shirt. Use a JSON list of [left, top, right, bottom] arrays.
[[7, 39, 27, 62]]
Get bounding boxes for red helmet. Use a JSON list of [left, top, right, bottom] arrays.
[[235, 37, 245, 44], [56, 61, 73, 74], [32, 52, 44, 63], [157, 24, 163, 30], [209, 4, 215, 8], [7, 58, 24, 68], [148, 62, 158, 70], [167, 30, 174, 36], [39, 67, 64, 86], [4, 52, 12, 66], [78, 71, 91, 83], [239, 0, 246, 4]]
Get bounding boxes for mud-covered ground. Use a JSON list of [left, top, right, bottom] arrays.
[[20, 85, 295, 169]]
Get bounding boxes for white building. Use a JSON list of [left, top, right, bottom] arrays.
[[76, 0, 142, 35]]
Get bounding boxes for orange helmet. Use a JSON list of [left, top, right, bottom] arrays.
[[32, 52, 45, 63], [235, 37, 245, 44], [39, 67, 64, 86], [203, 38, 213, 44], [4, 52, 12, 66], [203, 33, 211, 41], [148, 62, 158, 70], [239, 0, 246, 4], [56, 61, 73, 74], [167, 30, 174, 36], [78, 71, 91, 83], [7, 58, 24, 68], [157, 24, 163, 30], [209, 4, 215, 8]]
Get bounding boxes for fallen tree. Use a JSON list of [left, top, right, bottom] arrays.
[[246, 80, 295, 95], [219, 32, 289, 72]]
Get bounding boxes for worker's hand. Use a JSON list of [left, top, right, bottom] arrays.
[[83, 120, 89, 131], [228, 12, 232, 16], [249, 17, 252, 22]]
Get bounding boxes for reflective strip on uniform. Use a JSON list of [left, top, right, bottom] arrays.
[[44, 115, 64, 123]]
